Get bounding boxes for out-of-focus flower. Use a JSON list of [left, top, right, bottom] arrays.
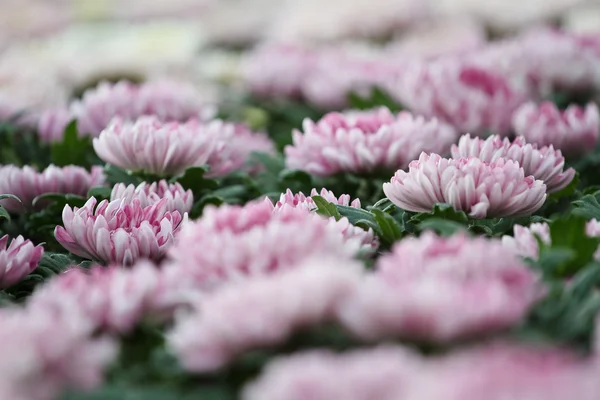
[[0, 305, 117, 400], [167, 200, 360, 289], [93, 116, 218, 176], [41, 80, 216, 141], [0, 165, 105, 213], [502, 219, 600, 259], [55, 197, 187, 266], [451, 134, 576, 193], [273, 188, 377, 252], [394, 59, 529, 135], [0, 235, 43, 289], [204, 123, 275, 178], [383, 153, 547, 218], [243, 345, 423, 400], [512, 102, 600, 156], [338, 232, 540, 342], [37, 108, 73, 143], [110, 180, 193, 215], [168, 258, 363, 372], [29, 261, 192, 334], [285, 108, 458, 176]]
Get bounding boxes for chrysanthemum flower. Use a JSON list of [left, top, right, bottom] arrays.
[[93, 116, 218, 176], [55, 197, 187, 266], [166, 200, 361, 289], [451, 134, 575, 193], [37, 80, 216, 141], [0, 235, 43, 289], [29, 261, 192, 334], [502, 220, 600, 259], [394, 59, 529, 135], [285, 108, 458, 176], [338, 232, 541, 342], [110, 180, 193, 215], [243, 346, 423, 400], [167, 258, 363, 372], [273, 188, 377, 252], [383, 153, 547, 218], [0, 165, 105, 213], [0, 305, 117, 400], [37, 107, 73, 143], [512, 102, 600, 156]]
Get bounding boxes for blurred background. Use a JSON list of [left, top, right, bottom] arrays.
[[2, 0, 600, 125]]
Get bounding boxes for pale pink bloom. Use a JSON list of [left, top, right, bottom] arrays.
[[42, 80, 216, 140], [167, 200, 360, 289], [243, 346, 423, 400], [503, 220, 600, 259], [205, 122, 275, 178], [273, 188, 377, 252], [512, 102, 600, 156], [0, 305, 117, 400], [285, 108, 458, 176], [29, 261, 193, 334], [0, 165, 105, 213], [418, 342, 599, 400], [383, 153, 547, 218], [168, 258, 363, 372], [394, 59, 530, 135], [36, 107, 73, 143], [451, 134, 576, 193], [93, 116, 218, 176], [338, 232, 540, 342], [111, 180, 193, 215], [0, 235, 43, 289], [55, 197, 187, 266]]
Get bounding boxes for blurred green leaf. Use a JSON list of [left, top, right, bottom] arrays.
[[51, 121, 96, 167], [104, 165, 144, 186], [417, 218, 468, 236], [88, 186, 112, 200], [573, 191, 600, 220], [312, 196, 341, 220]]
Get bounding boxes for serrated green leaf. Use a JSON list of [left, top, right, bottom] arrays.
[[573, 191, 600, 220], [312, 196, 341, 220], [371, 208, 403, 244], [104, 164, 143, 186]]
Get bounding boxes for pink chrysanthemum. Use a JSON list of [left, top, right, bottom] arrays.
[[37, 80, 216, 141], [338, 232, 541, 342], [37, 107, 73, 143], [512, 102, 600, 156], [502, 220, 600, 259], [0, 165, 105, 213], [243, 346, 423, 400], [29, 261, 192, 334], [167, 258, 363, 372], [394, 59, 529, 135], [167, 200, 361, 289], [0, 235, 43, 289], [273, 188, 377, 252], [93, 116, 218, 176], [204, 122, 275, 178], [55, 197, 187, 266], [110, 180, 193, 215], [0, 305, 117, 400], [451, 134, 575, 193], [285, 108, 458, 176], [383, 153, 547, 218]]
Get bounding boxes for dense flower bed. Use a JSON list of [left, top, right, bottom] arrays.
[[3, 3, 600, 399]]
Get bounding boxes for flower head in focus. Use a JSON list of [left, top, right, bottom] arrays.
[[55, 197, 187, 266], [383, 153, 547, 218], [0, 165, 105, 213], [166, 200, 361, 289], [111, 180, 193, 215], [0, 235, 43, 289], [338, 232, 541, 342], [285, 108, 458, 176], [512, 102, 600, 156], [451, 134, 575, 193], [394, 59, 529, 135]]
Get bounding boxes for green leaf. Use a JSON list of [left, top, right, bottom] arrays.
[[51, 120, 95, 167], [371, 208, 403, 244], [173, 166, 218, 196], [37, 252, 77, 274], [312, 196, 341, 220], [104, 165, 143, 186], [278, 169, 313, 193], [88, 186, 113, 200], [32, 193, 87, 209], [347, 87, 402, 112], [572, 191, 600, 220], [0, 194, 22, 202], [417, 218, 467, 236], [0, 205, 10, 222], [411, 203, 469, 224]]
